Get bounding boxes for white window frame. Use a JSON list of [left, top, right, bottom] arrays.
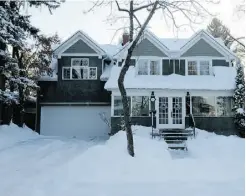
[[62, 66, 97, 80], [186, 58, 212, 76], [136, 58, 162, 76], [191, 96, 234, 117], [71, 58, 89, 67]]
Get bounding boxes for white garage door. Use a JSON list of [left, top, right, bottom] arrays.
[[40, 106, 111, 140]]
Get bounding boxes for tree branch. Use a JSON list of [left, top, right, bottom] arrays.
[[115, 0, 129, 13]]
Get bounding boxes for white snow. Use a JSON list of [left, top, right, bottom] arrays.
[[100, 44, 123, 57], [100, 64, 113, 81], [105, 66, 237, 90], [236, 108, 245, 114], [160, 38, 188, 50], [0, 124, 244, 196]]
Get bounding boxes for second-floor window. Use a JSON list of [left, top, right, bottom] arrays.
[[137, 59, 161, 75], [187, 60, 211, 75], [62, 58, 97, 80]]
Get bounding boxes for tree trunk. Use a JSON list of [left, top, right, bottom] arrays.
[[117, 0, 159, 157]]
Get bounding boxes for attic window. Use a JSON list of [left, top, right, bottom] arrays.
[[137, 59, 161, 75], [71, 58, 89, 66]]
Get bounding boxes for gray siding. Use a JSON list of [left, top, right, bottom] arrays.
[[38, 56, 110, 103], [111, 116, 156, 135], [212, 59, 229, 67], [182, 39, 224, 57], [132, 39, 167, 57], [118, 59, 136, 67], [63, 39, 96, 53], [185, 117, 237, 136]]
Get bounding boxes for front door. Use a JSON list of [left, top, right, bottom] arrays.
[[158, 97, 185, 129]]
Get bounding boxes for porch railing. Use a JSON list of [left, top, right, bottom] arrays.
[[189, 114, 196, 138]]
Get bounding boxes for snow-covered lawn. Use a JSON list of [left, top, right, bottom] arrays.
[[0, 124, 244, 196]]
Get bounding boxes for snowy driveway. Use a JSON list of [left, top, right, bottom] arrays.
[[0, 124, 244, 196]]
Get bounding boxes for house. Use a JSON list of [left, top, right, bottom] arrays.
[[36, 29, 238, 140]]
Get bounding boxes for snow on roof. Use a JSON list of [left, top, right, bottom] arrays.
[[100, 64, 113, 81], [100, 44, 123, 57], [105, 66, 236, 91], [159, 38, 188, 51], [38, 75, 58, 81]]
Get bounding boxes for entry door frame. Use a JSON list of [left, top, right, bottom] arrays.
[[156, 92, 186, 129]]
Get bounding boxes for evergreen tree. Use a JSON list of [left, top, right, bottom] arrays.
[[207, 17, 234, 49], [233, 62, 245, 137], [0, 0, 62, 125]]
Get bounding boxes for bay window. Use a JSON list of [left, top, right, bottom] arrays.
[[137, 59, 161, 75], [62, 58, 97, 80], [187, 60, 211, 75], [132, 96, 150, 116]]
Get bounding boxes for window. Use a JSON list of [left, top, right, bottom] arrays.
[[132, 96, 150, 116], [71, 58, 89, 66], [137, 59, 148, 75], [113, 96, 131, 116], [216, 96, 233, 116], [63, 67, 71, 79], [187, 60, 210, 75], [188, 61, 198, 75], [192, 96, 216, 116], [200, 61, 210, 75], [150, 61, 161, 75], [137, 59, 161, 75], [62, 58, 97, 80]]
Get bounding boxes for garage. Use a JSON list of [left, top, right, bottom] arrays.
[[40, 106, 111, 140]]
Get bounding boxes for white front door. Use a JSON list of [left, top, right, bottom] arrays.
[[158, 97, 185, 129]]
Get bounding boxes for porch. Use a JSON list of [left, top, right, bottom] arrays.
[[110, 89, 236, 136]]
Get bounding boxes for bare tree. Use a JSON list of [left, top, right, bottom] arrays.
[[86, 0, 216, 157]]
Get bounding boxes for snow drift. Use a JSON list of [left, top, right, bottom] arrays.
[[0, 124, 244, 196]]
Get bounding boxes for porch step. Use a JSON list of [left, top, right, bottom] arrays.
[[159, 129, 193, 150]]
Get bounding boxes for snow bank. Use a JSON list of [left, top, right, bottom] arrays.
[[0, 124, 39, 150], [105, 66, 236, 90], [0, 125, 244, 196]]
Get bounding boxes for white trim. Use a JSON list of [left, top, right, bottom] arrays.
[[186, 59, 212, 76], [136, 58, 162, 76], [59, 53, 101, 58], [62, 66, 97, 80], [131, 56, 169, 60], [54, 30, 106, 58], [180, 30, 238, 60], [71, 58, 89, 66]]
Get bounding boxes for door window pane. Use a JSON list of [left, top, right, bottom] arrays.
[[132, 96, 150, 116]]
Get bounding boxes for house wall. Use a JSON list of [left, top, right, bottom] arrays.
[[63, 39, 96, 53], [182, 39, 224, 57], [38, 56, 110, 103], [111, 116, 156, 135], [132, 39, 168, 57], [185, 116, 237, 136]]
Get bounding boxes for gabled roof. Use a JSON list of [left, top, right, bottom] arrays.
[[180, 30, 238, 60], [53, 30, 107, 58]]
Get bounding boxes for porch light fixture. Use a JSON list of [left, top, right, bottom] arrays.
[[186, 92, 190, 97], [150, 91, 156, 102]]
